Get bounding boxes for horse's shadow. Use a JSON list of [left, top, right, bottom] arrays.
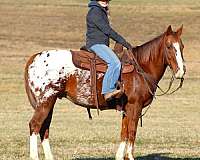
[[73, 153, 200, 160]]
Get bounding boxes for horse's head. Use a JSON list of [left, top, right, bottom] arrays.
[[164, 25, 186, 79]]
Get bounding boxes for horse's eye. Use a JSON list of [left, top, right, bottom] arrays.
[[166, 41, 172, 49], [167, 44, 172, 49]]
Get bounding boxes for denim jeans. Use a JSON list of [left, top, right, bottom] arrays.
[[90, 44, 121, 94]]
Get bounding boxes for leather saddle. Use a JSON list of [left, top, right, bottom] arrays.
[[70, 43, 134, 117], [70, 43, 134, 73]]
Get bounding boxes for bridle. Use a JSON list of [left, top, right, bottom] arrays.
[[127, 48, 184, 98], [127, 33, 185, 98], [156, 37, 185, 96], [126, 45, 185, 126]]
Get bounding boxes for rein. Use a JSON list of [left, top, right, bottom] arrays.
[[127, 49, 184, 97], [156, 75, 184, 96], [126, 50, 156, 96], [126, 49, 184, 126]]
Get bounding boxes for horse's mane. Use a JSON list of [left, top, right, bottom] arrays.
[[133, 33, 165, 63]]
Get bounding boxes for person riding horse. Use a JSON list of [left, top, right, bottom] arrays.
[[86, 0, 133, 100]]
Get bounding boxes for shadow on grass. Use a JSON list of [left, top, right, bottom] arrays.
[[74, 153, 200, 160], [136, 153, 200, 160]]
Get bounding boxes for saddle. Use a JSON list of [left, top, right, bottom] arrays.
[[70, 43, 134, 116], [71, 45, 134, 73]]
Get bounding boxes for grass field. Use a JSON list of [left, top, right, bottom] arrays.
[[0, 0, 199, 159]]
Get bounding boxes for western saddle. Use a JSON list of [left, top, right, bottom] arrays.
[[70, 43, 134, 116]]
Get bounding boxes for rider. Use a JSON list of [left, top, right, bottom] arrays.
[[86, 0, 133, 100]]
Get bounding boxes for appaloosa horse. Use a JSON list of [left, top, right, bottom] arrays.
[[24, 25, 185, 160]]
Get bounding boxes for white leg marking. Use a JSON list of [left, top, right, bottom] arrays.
[[116, 141, 127, 160], [126, 142, 134, 160], [42, 139, 54, 160], [30, 133, 39, 160], [173, 42, 184, 78]]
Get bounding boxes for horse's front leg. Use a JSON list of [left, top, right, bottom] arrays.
[[125, 102, 142, 160], [116, 115, 128, 160]]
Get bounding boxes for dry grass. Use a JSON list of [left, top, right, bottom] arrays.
[[0, 0, 200, 159]]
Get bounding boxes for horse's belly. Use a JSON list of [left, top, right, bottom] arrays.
[[65, 68, 106, 106], [65, 69, 93, 106]]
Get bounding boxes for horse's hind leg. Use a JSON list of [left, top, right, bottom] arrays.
[[40, 108, 54, 160], [29, 96, 56, 160]]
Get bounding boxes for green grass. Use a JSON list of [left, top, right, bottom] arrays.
[[0, 0, 200, 159]]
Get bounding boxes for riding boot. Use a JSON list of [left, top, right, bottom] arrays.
[[104, 89, 123, 101]]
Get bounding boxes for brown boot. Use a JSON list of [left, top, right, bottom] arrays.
[[104, 89, 122, 101]]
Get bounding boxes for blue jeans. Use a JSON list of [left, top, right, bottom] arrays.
[[90, 44, 121, 94]]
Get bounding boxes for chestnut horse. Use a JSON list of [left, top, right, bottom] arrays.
[[24, 25, 185, 160]]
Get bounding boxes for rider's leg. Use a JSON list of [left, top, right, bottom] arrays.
[[90, 44, 121, 94]]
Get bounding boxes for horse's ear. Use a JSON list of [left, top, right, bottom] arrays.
[[176, 24, 183, 37], [166, 25, 173, 35]]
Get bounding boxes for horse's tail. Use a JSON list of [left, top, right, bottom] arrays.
[[24, 53, 39, 109]]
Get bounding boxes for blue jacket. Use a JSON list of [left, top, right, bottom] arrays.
[[86, 1, 131, 49]]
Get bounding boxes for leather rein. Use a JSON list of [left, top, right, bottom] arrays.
[[156, 74, 184, 96], [126, 47, 184, 98], [126, 49, 184, 126]]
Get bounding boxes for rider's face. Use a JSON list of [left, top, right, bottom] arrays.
[[98, 0, 109, 8]]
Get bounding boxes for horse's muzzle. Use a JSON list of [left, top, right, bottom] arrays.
[[175, 64, 186, 79]]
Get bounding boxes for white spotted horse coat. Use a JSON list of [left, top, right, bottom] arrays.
[[28, 50, 103, 107]]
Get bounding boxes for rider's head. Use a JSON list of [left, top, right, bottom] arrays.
[[96, 0, 111, 8]]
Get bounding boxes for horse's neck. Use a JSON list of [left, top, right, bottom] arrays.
[[134, 34, 167, 83]]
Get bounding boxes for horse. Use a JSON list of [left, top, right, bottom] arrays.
[[24, 25, 186, 160]]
